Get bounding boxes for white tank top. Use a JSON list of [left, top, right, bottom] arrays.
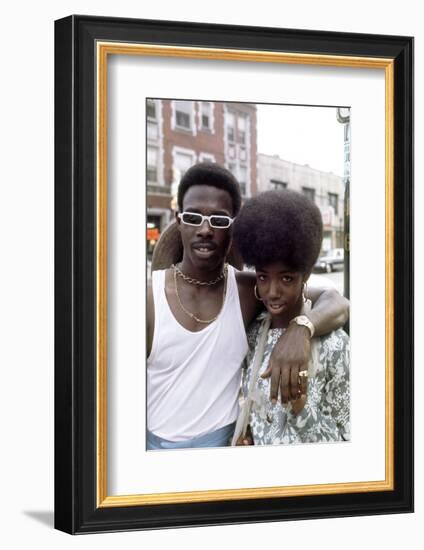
[[147, 265, 248, 441]]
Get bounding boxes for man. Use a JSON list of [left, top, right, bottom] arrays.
[[146, 163, 348, 449]]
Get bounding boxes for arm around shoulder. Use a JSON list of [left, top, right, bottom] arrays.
[[235, 270, 263, 327], [306, 287, 349, 337]]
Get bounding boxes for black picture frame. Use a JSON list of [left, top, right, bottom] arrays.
[[55, 15, 414, 534]]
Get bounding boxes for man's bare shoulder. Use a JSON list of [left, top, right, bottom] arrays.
[[147, 278, 155, 356], [235, 269, 260, 325], [147, 278, 153, 300], [147, 268, 173, 319]]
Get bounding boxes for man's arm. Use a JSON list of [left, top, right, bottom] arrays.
[[306, 286, 349, 336], [236, 271, 263, 327], [146, 281, 154, 357]]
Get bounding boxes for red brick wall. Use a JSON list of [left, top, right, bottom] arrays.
[[148, 100, 258, 213], [162, 100, 226, 187]]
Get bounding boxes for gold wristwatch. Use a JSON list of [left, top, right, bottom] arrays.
[[290, 315, 315, 338]]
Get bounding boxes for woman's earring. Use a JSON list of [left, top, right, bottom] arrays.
[[302, 282, 307, 303], [254, 284, 263, 301]]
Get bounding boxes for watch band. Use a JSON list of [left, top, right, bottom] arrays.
[[290, 315, 315, 338]]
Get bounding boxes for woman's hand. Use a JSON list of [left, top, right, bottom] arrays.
[[261, 323, 310, 406], [235, 425, 254, 446]]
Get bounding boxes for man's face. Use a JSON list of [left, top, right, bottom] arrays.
[[177, 185, 234, 272]]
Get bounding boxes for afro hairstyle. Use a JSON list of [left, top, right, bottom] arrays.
[[177, 162, 242, 216], [233, 189, 323, 273]]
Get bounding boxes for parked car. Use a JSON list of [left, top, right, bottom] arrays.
[[313, 248, 344, 273]]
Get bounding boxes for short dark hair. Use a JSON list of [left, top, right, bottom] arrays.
[[177, 163, 242, 216], [233, 189, 323, 272]]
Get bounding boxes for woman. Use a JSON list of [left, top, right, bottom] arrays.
[[231, 189, 350, 446]]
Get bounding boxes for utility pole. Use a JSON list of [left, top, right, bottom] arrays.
[[336, 108, 351, 301]]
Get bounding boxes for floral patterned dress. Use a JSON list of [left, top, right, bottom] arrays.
[[242, 314, 350, 445]]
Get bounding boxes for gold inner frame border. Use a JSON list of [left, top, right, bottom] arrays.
[[96, 42, 395, 508]]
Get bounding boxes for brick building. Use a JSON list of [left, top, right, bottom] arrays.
[[146, 99, 257, 256]]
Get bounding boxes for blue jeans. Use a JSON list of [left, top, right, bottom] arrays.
[[147, 422, 235, 450]]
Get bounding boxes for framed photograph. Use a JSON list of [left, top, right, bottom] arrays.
[[54, 15, 413, 534]]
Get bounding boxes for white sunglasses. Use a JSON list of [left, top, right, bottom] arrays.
[[178, 212, 235, 229]]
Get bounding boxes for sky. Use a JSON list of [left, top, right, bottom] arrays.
[[256, 104, 346, 177]]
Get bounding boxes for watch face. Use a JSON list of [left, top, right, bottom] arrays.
[[293, 315, 314, 337]]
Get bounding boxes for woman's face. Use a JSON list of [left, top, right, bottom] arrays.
[[255, 261, 306, 324]]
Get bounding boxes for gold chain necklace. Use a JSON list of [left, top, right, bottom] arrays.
[[172, 263, 227, 286], [173, 264, 228, 324]]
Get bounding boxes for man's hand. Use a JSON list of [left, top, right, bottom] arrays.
[[291, 394, 307, 415], [261, 323, 310, 405]]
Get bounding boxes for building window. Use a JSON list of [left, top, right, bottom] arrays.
[[237, 115, 247, 145], [228, 162, 236, 174], [147, 146, 158, 183], [147, 99, 157, 120], [270, 179, 287, 190], [147, 121, 159, 141], [302, 187, 316, 203], [174, 150, 195, 180], [200, 102, 213, 131], [328, 192, 339, 215], [228, 144, 236, 159], [199, 152, 215, 163], [239, 165, 248, 196], [174, 101, 193, 130], [226, 112, 235, 142], [147, 99, 160, 142]]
